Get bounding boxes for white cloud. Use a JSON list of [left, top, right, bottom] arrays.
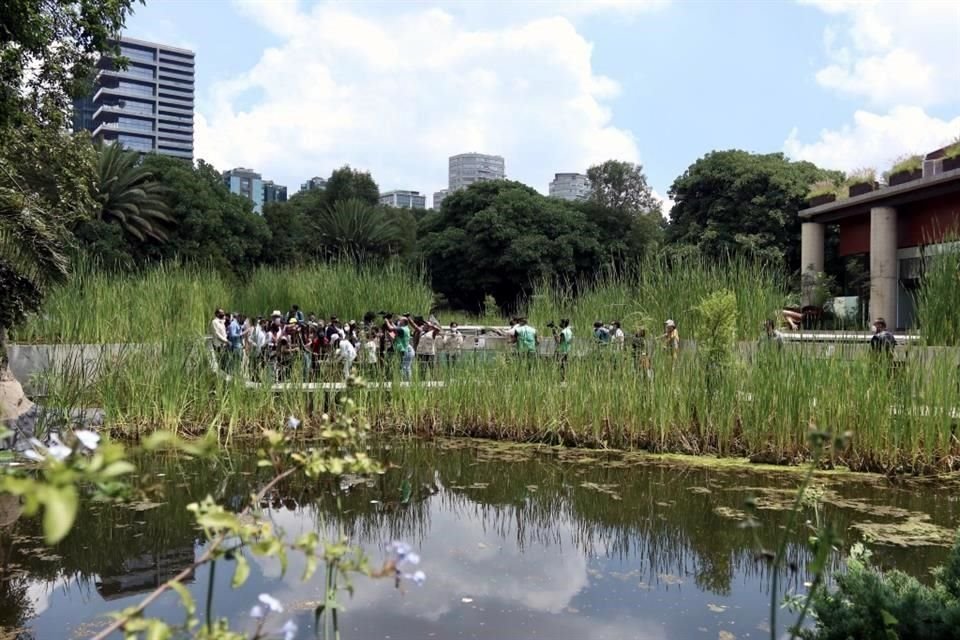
[[783, 106, 960, 172], [801, 0, 960, 106], [196, 2, 641, 196]]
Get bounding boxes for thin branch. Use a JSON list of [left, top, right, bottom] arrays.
[[89, 467, 297, 640]]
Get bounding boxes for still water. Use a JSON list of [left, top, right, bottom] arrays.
[[1, 439, 958, 639]]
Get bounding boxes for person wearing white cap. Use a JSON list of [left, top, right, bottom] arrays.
[[661, 319, 680, 361]]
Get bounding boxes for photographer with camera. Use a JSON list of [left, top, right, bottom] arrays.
[[550, 319, 573, 380]]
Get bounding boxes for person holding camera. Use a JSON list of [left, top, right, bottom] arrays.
[[551, 319, 573, 380]]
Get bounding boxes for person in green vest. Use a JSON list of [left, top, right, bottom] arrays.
[[386, 316, 416, 381], [508, 317, 538, 368], [553, 318, 573, 380]]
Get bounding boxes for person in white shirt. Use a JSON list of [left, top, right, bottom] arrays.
[[417, 327, 439, 376], [612, 321, 626, 351], [210, 308, 228, 369], [363, 332, 379, 370], [443, 322, 464, 367], [337, 337, 357, 379]]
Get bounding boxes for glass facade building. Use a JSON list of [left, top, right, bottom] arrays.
[[223, 168, 264, 214], [73, 36, 194, 160], [380, 190, 426, 209], [448, 153, 505, 191], [548, 173, 591, 201]]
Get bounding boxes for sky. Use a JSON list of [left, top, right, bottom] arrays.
[[126, 0, 960, 211]]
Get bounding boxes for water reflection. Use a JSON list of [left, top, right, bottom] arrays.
[[1, 439, 957, 639]]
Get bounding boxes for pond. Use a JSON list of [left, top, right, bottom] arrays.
[[1, 438, 958, 639]]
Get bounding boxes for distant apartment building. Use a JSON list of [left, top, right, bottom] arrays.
[[433, 189, 449, 209], [448, 153, 505, 191], [263, 180, 288, 205], [299, 176, 327, 192], [380, 190, 426, 209], [549, 172, 591, 201], [223, 168, 264, 213], [72, 36, 195, 160]]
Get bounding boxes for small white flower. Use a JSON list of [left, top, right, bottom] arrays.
[[258, 593, 284, 613], [22, 449, 45, 462], [47, 443, 72, 461], [281, 619, 298, 640], [286, 416, 301, 430], [403, 570, 426, 586], [74, 429, 100, 450], [250, 605, 264, 619], [388, 541, 412, 560]]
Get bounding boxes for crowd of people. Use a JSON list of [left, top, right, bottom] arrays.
[[208, 305, 686, 383], [209, 306, 464, 382], [209, 303, 899, 384]]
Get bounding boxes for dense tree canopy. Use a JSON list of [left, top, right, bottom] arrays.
[[420, 180, 614, 311], [587, 160, 659, 214], [325, 165, 380, 207], [666, 150, 842, 271], [136, 157, 270, 274], [0, 0, 138, 128]]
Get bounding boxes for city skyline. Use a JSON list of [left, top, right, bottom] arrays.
[[122, 1, 959, 213]]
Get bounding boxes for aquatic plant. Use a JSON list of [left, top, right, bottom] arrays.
[[798, 535, 960, 639], [0, 380, 426, 639]]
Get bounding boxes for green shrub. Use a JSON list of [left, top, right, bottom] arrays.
[[800, 534, 960, 639], [915, 244, 960, 345], [806, 180, 841, 200], [889, 154, 923, 176], [846, 167, 877, 185]]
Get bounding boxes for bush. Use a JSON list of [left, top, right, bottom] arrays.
[[800, 534, 960, 639]]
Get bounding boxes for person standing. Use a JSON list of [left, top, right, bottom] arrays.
[[443, 322, 464, 368], [337, 336, 357, 379], [612, 321, 625, 351], [210, 308, 228, 370], [632, 326, 653, 380], [593, 322, 611, 346], [553, 319, 573, 380], [508, 317, 538, 367], [388, 316, 416, 381], [227, 312, 244, 371], [417, 326, 439, 376], [661, 319, 680, 362], [870, 317, 896, 360]]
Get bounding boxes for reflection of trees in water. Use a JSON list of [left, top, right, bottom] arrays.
[[2, 440, 952, 630]]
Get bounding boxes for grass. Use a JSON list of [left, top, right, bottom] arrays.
[[16, 257, 960, 474]]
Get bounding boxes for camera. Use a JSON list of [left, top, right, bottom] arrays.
[[546, 321, 556, 329]]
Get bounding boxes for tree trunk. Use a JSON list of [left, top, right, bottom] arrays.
[[0, 327, 34, 422]]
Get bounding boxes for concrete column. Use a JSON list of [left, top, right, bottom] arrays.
[[800, 222, 825, 306], [869, 206, 898, 327]]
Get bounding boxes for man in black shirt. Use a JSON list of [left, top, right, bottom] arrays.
[[870, 317, 896, 355]]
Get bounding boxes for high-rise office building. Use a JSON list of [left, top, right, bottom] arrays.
[[432, 189, 449, 209], [448, 153, 505, 191], [549, 173, 591, 201], [380, 190, 426, 209], [223, 168, 264, 214], [263, 180, 288, 205], [73, 36, 195, 160], [299, 176, 327, 192]]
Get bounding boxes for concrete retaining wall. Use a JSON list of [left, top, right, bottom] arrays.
[[6, 343, 150, 395]]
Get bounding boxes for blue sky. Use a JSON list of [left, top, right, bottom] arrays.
[[127, 0, 960, 209]]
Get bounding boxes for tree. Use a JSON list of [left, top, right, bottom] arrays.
[[313, 198, 406, 260], [575, 200, 664, 264], [586, 160, 658, 213], [419, 180, 605, 311], [95, 143, 173, 241], [0, 0, 138, 128], [1, 124, 98, 420], [136, 157, 270, 275], [666, 150, 842, 271], [325, 165, 379, 207]]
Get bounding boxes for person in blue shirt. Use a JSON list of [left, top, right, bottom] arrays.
[[593, 321, 611, 346], [226, 313, 244, 371]]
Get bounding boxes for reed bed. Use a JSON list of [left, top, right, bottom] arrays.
[[19, 258, 960, 474]]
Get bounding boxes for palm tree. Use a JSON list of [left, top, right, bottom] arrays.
[[95, 143, 172, 241], [0, 183, 70, 421], [313, 198, 405, 259]]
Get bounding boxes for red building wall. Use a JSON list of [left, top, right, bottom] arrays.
[[838, 193, 960, 256]]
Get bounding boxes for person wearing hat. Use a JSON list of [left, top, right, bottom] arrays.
[[661, 319, 680, 361]]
